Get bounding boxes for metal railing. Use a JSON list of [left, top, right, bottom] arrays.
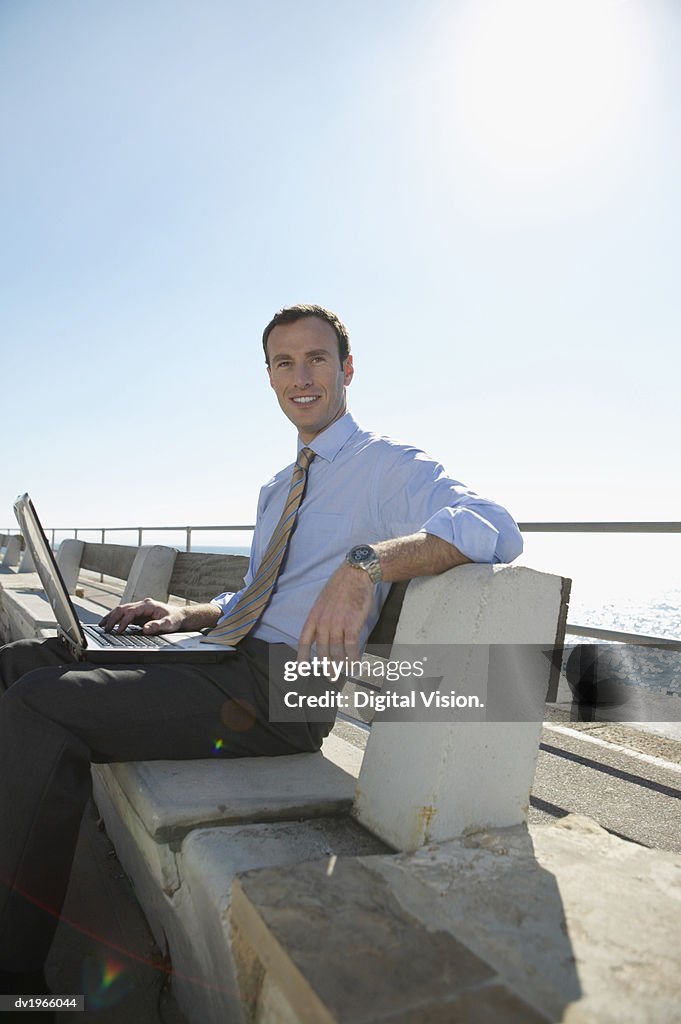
[[518, 521, 681, 534], [46, 524, 255, 554], [515, 522, 681, 649], [4, 521, 680, 648]]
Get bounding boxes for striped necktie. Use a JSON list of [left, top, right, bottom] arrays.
[[205, 447, 316, 646]]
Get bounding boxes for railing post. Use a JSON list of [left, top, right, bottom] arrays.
[[100, 529, 105, 582], [186, 528, 192, 553], [138, 528, 143, 547]]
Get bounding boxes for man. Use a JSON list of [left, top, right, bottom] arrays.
[[0, 304, 522, 1001]]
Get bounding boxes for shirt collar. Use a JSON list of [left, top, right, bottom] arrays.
[[297, 411, 359, 463]]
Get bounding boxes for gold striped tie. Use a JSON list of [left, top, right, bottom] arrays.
[[204, 447, 316, 646]]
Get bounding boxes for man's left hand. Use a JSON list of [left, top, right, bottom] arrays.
[[298, 563, 374, 664]]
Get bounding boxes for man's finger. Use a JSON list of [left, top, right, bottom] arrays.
[[329, 640, 347, 666], [99, 606, 127, 631], [115, 610, 138, 633], [297, 614, 317, 662]]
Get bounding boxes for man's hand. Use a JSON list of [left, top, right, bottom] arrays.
[[99, 598, 186, 636], [298, 563, 374, 664], [296, 533, 472, 664]]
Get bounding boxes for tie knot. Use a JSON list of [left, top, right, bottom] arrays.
[[297, 447, 315, 472]]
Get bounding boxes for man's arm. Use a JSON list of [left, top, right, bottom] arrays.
[[99, 599, 221, 635], [297, 532, 471, 662]]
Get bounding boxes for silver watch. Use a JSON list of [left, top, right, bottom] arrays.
[[346, 543, 383, 584]]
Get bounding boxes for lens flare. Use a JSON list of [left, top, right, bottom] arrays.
[[82, 954, 133, 1010]]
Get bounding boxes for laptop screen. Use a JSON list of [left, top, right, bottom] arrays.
[[13, 493, 85, 648]]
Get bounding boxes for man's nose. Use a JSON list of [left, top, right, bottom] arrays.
[[293, 364, 313, 388]]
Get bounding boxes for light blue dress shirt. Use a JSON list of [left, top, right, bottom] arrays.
[[212, 412, 523, 648]]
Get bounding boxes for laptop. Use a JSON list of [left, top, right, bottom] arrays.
[[13, 493, 235, 662]]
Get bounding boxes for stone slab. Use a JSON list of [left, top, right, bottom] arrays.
[[0, 586, 113, 638], [354, 564, 569, 850], [367, 814, 681, 1024], [56, 538, 84, 593], [1, 535, 22, 566], [171, 819, 388, 1024], [231, 856, 549, 1024], [122, 544, 178, 603], [0, 571, 44, 590], [99, 748, 357, 844], [92, 765, 182, 903], [0, 588, 60, 640]]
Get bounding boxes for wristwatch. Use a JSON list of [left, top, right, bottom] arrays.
[[346, 543, 383, 584]]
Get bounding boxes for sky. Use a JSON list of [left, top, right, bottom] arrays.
[[1, 0, 679, 604]]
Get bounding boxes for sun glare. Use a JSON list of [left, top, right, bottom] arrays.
[[450, 0, 652, 184]]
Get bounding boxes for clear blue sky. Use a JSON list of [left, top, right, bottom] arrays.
[[1, 0, 679, 596]]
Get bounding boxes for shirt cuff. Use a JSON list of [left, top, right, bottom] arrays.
[[210, 592, 237, 620], [421, 507, 500, 563]]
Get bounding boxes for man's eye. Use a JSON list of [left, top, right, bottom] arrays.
[[311, 356, 326, 363]]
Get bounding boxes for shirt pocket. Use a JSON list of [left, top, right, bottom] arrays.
[[304, 512, 355, 549]]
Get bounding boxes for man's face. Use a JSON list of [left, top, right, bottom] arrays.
[[266, 317, 354, 443]]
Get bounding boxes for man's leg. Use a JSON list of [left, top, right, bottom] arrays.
[[0, 637, 311, 974], [0, 636, 73, 694]]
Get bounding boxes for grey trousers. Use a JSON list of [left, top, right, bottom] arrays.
[[0, 636, 327, 971]]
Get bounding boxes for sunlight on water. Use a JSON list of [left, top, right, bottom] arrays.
[[517, 534, 680, 639]]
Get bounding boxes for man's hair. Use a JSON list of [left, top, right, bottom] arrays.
[[262, 304, 350, 367]]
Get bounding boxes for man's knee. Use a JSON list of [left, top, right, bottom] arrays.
[[0, 667, 66, 719], [0, 638, 70, 693]]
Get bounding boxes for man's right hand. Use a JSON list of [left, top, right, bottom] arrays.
[[99, 598, 186, 636]]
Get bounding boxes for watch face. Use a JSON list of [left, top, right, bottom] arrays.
[[351, 544, 373, 563]]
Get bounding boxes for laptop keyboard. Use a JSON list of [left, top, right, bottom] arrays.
[[83, 624, 172, 649]]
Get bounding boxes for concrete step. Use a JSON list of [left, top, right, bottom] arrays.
[[230, 814, 681, 1024]]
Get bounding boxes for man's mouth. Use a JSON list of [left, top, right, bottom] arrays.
[[291, 396, 320, 405]]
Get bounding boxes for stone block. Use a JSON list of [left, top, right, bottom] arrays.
[[121, 544, 178, 603], [97, 750, 358, 845], [366, 815, 681, 1023], [171, 820, 387, 1024], [55, 538, 85, 594], [1, 535, 22, 567], [17, 546, 35, 572], [231, 856, 547, 1024], [0, 589, 58, 641], [354, 564, 570, 850]]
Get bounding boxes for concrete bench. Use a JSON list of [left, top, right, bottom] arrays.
[[0, 540, 250, 642], [93, 564, 568, 1024], [0, 541, 569, 1023]]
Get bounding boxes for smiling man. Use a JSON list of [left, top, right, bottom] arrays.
[[0, 304, 522, 998], [245, 304, 523, 663], [266, 311, 354, 442]]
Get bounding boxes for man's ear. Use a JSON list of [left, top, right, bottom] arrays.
[[343, 354, 354, 387], [267, 365, 274, 389]]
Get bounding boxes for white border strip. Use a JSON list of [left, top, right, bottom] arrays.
[[544, 722, 681, 776]]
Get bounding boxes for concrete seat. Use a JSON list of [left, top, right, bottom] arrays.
[[164, 818, 388, 1024], [90, 729, 365, 1014], [1, 535, 570, 1024], [94, 733, 361, 846]]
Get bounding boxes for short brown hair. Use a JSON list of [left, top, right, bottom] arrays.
[[262, 304, 350, 367]]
